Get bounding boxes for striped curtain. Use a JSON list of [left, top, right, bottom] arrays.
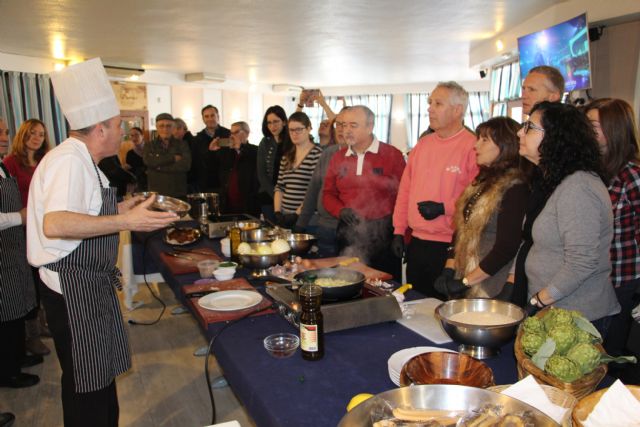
[[0, 70, 68, 147]]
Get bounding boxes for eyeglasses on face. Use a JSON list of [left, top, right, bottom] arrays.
[[522, 121, 545, 134], [289, 127, 307, 134]]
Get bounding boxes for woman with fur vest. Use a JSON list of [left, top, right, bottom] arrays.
[[434, 117, 530, 300]]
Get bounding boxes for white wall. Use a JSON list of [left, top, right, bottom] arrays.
[[171, 86, 202, 133], [146, 85, 171, 130]]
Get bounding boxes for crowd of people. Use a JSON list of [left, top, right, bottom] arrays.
[[0, 57, 639, 426]]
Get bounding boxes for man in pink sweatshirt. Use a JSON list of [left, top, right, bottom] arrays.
[[392, 81, 479, 297]]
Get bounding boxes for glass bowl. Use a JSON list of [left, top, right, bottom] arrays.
[[263, 333, 300, 359]]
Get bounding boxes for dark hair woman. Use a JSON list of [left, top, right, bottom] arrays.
[[515, 101, 619, 336], [257, 105, 292, 221], [585, 98, 640, 359], [273, 112, 322, 228], [434, 117, 529, 300]]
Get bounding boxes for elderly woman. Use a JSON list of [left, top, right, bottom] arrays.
[[434, 117, 529, 300], [515, 101, 619, 333], [273, 112, 322, 228], [585, 98, 640, 358]]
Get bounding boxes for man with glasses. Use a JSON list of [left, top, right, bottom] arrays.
[[191, 105, 230, 192], [215, 121, 259, 215], [392, 81, 479, 298], [143, 113, 191, 198], [521, 66, 565, 116], [323, 105, 405, 277]]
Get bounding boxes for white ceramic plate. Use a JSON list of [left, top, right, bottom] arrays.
[[198, 290, 262, 311], [388, 346, 457, 386]]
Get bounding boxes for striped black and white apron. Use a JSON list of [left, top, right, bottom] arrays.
[[0, 162, 36, 322], [45, 162, 131, 393]]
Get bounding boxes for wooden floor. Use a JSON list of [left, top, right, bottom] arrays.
[[0, 283, 255, 427]]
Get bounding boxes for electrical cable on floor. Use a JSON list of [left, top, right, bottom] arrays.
[[205, 303, 276, 425], [128, 228, 167, 326]]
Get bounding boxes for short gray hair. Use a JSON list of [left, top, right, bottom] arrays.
[[351, 105, 375, 126], [529, 65, 565, 95], [231, 121, 250, 133], [435, 81, 469, 116]]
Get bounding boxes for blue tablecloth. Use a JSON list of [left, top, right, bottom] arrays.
[[136, 229, 522, 427]]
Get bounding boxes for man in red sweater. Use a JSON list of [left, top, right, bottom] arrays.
[[392, 82, 479, 297], [323, 106, 405, 278]]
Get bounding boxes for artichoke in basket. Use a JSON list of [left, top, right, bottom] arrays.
[[522, 316, 545, 334], [545, 355, 582, 383], [521, 331, 547, 357], [548, 324, 577, 355], [575, 327, 599, 344], [542, 307, 575, 332], [566, 342, 638, 375]]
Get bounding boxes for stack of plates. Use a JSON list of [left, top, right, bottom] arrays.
[[387, 346, 456, 386]]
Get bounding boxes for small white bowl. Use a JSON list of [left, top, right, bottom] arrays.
[[213, 269, 235, 281]]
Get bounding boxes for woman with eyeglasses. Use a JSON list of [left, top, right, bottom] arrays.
[[257, 105, 292, 222], [584, 98, 640, 361], [433, 117, 530, 300], [514, 101, 619, 335], [273, 112, 322, 228]]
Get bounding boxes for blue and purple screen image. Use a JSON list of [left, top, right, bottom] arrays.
[[518, 13, 591, 92]]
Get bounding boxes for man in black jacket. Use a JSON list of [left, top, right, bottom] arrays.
[[216, 121, 259, 216], [190, 105, 230, 192]]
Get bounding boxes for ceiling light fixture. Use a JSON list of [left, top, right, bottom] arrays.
[[272, 84, 303, 93], [185, 72, 226, 83], [104, 65, 145, 79]]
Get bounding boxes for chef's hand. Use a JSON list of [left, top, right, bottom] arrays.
[[118, 195, 145, 214], [446, 278, 468, 299], [495, 282, 514, 302], [19, 207, 27, 225], [434, 268, 455, 296], [417, 201, 444, 220], [339, 208, 359, 226], [391, 234, 405, 259], [122, 194, 178, 231]]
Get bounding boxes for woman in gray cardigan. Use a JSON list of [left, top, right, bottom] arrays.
[[515, 102, 620, 335]]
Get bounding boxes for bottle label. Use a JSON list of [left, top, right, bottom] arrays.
[[300, 323, 318, 352]]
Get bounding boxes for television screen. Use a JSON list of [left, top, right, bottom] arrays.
[[518, 13, 591, 92]]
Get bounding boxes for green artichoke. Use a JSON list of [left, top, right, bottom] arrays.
[[566, 343, 602, 374], [545, 355, 583, 382], [543, 307, 574, 332], [523, 316, 545, 334], [522, 332, 547, 357], [548, 324, 577, 355], [575, 328, 598, 344]]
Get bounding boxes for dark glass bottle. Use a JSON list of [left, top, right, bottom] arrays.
[[299, 284, 324, 361]]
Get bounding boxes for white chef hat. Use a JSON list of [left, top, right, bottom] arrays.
[[50, 58, 120, 130]]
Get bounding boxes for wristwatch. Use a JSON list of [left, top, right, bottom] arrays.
[[462, 277, 470, 287]]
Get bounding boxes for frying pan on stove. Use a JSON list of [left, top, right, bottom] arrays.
[[293, 268, 365, 302]]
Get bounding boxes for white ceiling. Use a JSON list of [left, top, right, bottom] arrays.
[[0, 0, 565, 87]]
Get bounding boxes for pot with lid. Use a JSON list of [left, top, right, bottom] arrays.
[[187, 193, 220, 219]]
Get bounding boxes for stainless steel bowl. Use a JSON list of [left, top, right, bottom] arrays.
[[186, 192, 220, 218], [241, 228, 274, 243], [435, 299, 525, 359], [338, 384, 558, 426], [151, 195, 191, 218], [286, 233, 317, 258], [238, 243, 290, 277]]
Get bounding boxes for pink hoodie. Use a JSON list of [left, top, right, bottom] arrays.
[[393, 128, 478, 242]]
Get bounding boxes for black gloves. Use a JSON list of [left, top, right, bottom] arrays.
[[434, 268, 468, 299], [495, 282, 514, 302], [391, 235, 405, 259], [418, 201, 444, 220], [525, 301, 539, 317], [339, 208, 359, 226]]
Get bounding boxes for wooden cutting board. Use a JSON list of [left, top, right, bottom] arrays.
[[182, 278, 274, 329], [303, 257, 393, 281], [159, 247, 221, 275]]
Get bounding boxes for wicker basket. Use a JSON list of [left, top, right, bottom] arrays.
[[513, 308, 607, 400], [571, 385, 640, 426], [490, 384, 577, 427]]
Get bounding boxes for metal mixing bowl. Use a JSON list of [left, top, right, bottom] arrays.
[[435, 299, 525, 359], [241, 228, 274, 243], [238, 243, 290, 277], [286, 233, 317, 259], [151, 195, 190, 218], [338, 384, 558, 426]]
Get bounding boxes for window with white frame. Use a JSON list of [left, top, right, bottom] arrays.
[[490, 60, 522, 117]]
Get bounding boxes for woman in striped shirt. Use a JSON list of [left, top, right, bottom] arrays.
[[274, 112, 322, 228]]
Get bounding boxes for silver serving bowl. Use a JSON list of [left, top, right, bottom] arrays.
[[241, 228, 274, 243], [151, 195, 190, 218], [286, 233, 316, 258], [338, 384, 558, 426], [238, 243, 290, 277], [186, 192, 220, 218], [435, 299, 525, 359]]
